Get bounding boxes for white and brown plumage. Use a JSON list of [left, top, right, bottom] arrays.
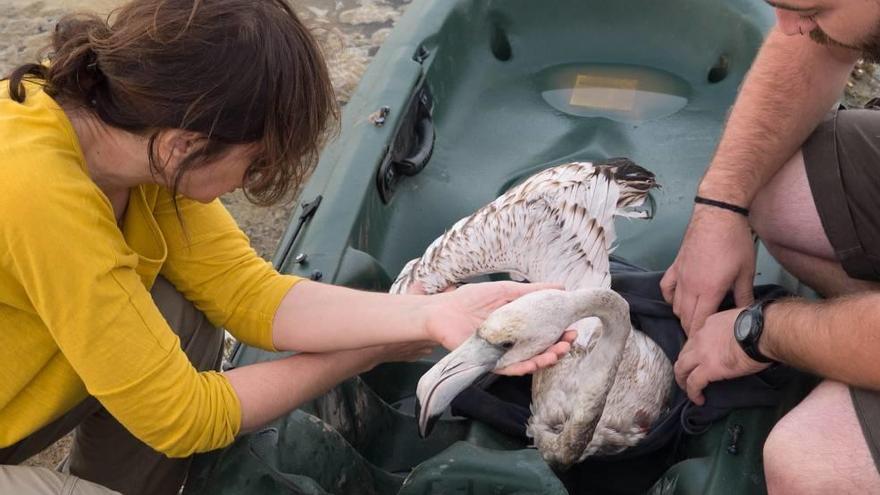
[[393, 159, 674, 468]]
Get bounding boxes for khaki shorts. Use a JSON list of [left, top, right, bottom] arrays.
[[803, 107, 880, 473]]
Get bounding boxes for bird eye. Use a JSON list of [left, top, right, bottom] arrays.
[[613, 161, 654, 182], [500, 341, 514, 349]]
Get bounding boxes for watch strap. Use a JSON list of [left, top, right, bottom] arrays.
[[737, 299, 777, 363]]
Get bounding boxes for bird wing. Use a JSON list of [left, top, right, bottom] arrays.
[[390, 162, 620, 294]]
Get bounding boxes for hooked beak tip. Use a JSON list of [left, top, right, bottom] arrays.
[[415, 398, 438, 438], [413, 336, 504, 439]]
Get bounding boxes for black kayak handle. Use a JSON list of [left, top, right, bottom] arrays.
[[376, 82, 435, 203], [392, 113, 434, 177]]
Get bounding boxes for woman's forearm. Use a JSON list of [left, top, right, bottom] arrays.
[[225, 347, 382, 432], [270, 280, 433, 352]]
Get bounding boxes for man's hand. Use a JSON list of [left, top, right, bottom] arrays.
[[674, 307, 771, 405], [661, 206, 757, 334]]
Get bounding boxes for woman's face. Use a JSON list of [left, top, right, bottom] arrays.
[[162, 140, 258, 203]]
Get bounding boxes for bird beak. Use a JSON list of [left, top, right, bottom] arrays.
[[618, 192, 657, 220], [415, 335, 505, 438]]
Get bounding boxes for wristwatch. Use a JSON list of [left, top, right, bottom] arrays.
[[733, 299, 777, 363]]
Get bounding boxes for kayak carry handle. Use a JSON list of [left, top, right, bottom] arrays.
[[377, 82, 435, 203], [392, 109, 434, 177]]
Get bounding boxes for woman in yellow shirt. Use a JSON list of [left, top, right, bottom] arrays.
[[0, 1, 573, 494]]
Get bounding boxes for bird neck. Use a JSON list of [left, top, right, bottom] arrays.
[[557, 289, 632, 462], [569, 289, 629, 330]]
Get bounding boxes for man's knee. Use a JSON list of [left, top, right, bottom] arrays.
[[763, 381, 880, 494], [764, 417, 865, 495], [763, 414, 814, 495]]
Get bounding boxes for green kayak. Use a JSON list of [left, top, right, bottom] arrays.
[[185, 0, 817, 493]]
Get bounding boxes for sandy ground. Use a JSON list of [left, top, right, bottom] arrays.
[[2, 0, 879, 474]]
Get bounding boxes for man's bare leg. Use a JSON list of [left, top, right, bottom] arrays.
[[750, 150, 880, 491], [761, 241, 880, 296], [763, 381, 880, 494], [750, 150, 880, 297]]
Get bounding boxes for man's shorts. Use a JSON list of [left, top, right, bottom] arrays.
[[803, 108, 880, 281], [851, 387, 880, 474], [802, 107, 880, 473]]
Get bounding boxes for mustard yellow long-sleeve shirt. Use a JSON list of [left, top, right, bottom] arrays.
[[0, 83, 301, 457]]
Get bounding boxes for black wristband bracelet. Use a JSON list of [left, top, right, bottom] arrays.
[[694, 195, 750, 217]]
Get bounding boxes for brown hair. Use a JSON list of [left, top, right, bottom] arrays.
[[8, 0, 338, 205]]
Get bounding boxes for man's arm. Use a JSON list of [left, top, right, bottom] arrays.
[[674, 295, 880, 405], [698, 27, 857, 204], [661, 26, 859, 333], [761, 296, 880, 390]]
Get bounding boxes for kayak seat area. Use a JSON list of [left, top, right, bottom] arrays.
[[375, 0, 772, 273]]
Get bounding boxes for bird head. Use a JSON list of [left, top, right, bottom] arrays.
[[596, 158, 658, 218], [415, 289, 575, 438]]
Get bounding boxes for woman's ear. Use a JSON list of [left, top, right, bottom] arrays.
[[155, 129, 203, 169]]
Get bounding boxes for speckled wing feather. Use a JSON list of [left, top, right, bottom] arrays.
[[390, 162, 618, 295]]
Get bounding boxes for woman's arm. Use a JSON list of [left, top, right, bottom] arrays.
[[226, 343, 420, 431], [157, 197, 562, 359], [271, 280, 558, 353], [233, 289, 576, 431]]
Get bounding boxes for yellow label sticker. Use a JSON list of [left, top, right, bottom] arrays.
[[569, 74, 638, 111]]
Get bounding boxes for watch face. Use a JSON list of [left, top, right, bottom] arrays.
[[735, 313, 753, 340]]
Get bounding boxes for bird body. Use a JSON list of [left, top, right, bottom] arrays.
[[530, 310, 672, 463], [396, 159, 674, 468]]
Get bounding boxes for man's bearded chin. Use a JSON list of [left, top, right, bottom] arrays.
[[810, 27, 880, 64], [860, 38, 880, 64]]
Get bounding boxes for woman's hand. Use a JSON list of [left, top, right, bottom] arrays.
[[494, 329, 577, 376], [420, 281, 573, 375], [421, 281, 558, 349]]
